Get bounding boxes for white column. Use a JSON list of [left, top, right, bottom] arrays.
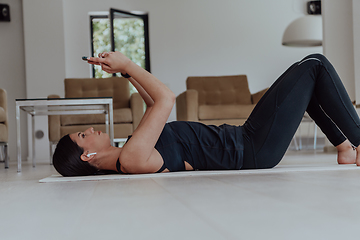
[[322, 0, 355, 99], [353, 0, 360, 108], [322, 0, 358, 151], [22, 0, 66, 162]]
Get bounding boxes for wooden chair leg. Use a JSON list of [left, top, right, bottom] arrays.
[[4, 144, 8, 169], [0, 144, 9, 169]]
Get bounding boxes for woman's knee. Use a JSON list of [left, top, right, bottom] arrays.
[[298, 53, 328, 67], [304, 53, 328, 63]]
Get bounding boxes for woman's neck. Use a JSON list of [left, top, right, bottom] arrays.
[[89, 146, 122, 172]]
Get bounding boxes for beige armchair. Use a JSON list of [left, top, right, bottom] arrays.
[[176, 75, 268, 126], [0, 88, 9, 168], [48, 77, 144, 150]]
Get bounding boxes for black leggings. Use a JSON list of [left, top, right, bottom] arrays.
[[242, 54, 360, 169]]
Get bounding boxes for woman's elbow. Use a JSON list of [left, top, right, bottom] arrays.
[[155, 89, 175, 107], [164, 92, 176, 109], [168, 91, 176, 105]]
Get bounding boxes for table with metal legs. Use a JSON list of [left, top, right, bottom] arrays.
[[15, 97, 114, 172]]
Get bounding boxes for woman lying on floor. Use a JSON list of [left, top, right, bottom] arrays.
[[53, 51, 360, 176]]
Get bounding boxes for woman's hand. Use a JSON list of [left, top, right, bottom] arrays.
[[87, 51, 131, 74]]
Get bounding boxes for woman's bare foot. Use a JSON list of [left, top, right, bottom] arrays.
[[356, 146, 360, 166], [336, 140, 356, 164]]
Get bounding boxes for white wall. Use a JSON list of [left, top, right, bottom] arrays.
[[322, 0, 355, 100], [23, 0, 65, 99], [353, 0, 360, 105], [22, 0, 66, 162], [321, 0, 360, 151], [61, 0, 322, 122], [322, 0, 360, 104], [0, 0, 27, 161], [20, 0, 321, 162]]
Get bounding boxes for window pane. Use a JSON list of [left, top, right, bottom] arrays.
[[113, 18, 146, 70], [92, 18, 112, 78], [112, 18, 145, 95], [91, 14, 149, 100]]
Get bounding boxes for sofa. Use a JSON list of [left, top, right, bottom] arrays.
[[0, 88, 8, 168], [176, 75, 268, 126], [48, 77, 144, 147]]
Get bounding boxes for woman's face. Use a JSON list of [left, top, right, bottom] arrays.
[[69, 127, 110, 153]]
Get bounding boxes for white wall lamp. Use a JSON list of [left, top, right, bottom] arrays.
[[282, 1, 322, 47]]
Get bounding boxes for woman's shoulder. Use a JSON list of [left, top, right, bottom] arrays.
[[167, 121, 237, 131], [166, 120, 207, 128]]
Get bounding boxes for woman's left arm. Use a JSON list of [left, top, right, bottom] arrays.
[[88, 52, 175, 173]]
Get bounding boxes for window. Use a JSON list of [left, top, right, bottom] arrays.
[[90, 13, 112, 78], [90, 8, 151, 90]]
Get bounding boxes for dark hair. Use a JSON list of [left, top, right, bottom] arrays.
[[53, 134, 98, 176]]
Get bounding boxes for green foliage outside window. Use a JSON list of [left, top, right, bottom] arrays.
[[113, 18, 146, 71], [92, 18, 112, 79], [92, 17, 146, 96]]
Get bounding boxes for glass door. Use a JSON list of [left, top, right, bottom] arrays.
[[90, 8, 150, 79], [110, 8, 151, 74]]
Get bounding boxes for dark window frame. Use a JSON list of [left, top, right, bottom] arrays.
[[110, 8, 151, 73], [90, 8, 151, 78]]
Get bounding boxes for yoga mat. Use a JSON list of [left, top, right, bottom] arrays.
[[39, 164, 359, 183]]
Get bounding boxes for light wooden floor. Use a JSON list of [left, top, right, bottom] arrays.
[[1, 150, 360, 240]]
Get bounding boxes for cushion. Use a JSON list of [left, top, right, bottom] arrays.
[[198, 104, 255, 120], [60, 123, 133, 139], [187, 75, 252, 105], [65, 77, 131, 109], [61, 108, 133, 126], [0, 107, 5, 122], [0, 124, 7, 142]]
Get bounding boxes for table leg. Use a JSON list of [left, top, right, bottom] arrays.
[[105, 104, 114, 146], [105, 110, 109, 140], [32, 115, 36, 168], [105, 111, 109, 134], [16, 104, 21, 172], [109, 102, 114, 146]]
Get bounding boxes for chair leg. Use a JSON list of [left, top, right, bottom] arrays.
[[0, 144, 9, 169], [292, 136, 299, 150], [313, 123, 317, 150], [0, 145, 3, 160], [4, 144, 8, 169], [298, 124, 303, 150]]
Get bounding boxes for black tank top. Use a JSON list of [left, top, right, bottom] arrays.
[[116, 121, 244, 173]]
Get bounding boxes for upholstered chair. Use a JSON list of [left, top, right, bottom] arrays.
[[176, 75, 268, 126], [48, 77, 144, 153], [0, 88, 9, 168]]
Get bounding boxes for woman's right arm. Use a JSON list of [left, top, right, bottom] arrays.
[[90, 53, 156, 129]]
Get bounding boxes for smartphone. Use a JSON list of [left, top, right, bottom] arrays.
[[82, 56, 89, 61]]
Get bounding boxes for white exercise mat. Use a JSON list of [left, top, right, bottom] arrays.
[[39, 164, 360, 183]]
